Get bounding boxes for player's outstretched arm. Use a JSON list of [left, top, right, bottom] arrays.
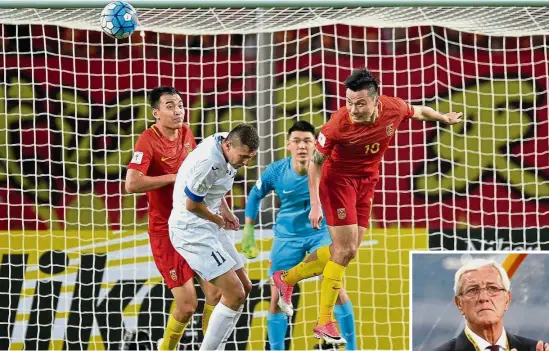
[[309, 150, 327, 229], [124, 169, 176, 193], [411, 105, 463, 125]]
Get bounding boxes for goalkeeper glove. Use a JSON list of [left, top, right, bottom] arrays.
[[241, 224, 259, 259]]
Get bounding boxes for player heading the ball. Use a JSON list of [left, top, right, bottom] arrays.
[[272, 68, 463, 345], [242, 120, 357, 350]]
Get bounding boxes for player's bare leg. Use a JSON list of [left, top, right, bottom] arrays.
[[216, 267, 251, 346], [315, 225, 365, 345], [312, 224, 358, 345], [199, 269, 247, 351], [235, 267, 253, 298], [200, 267, 251, 351], [158, 279, 198, 351], [229, 266, 252, 330], [197, 277, 221, 334]]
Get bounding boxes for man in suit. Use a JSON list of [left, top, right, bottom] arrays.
[[431, 259, 548, 351]]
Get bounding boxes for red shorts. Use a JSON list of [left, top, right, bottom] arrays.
[[319, 172, 378, 228], [149, 232, 194, 289]]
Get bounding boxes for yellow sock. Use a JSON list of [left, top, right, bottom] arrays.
[[159, 314, 188, 351], [202, 303, 216, 334], [283, 245, 331, 286], [318, 260, 346, 326]]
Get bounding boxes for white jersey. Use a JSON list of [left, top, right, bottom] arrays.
[[169, 132, 237, 228]]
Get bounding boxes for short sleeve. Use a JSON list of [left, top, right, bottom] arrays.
[[316, 116, 340, 156], [184, 159, 218, 202], [397, 97, 415, 120], [127, 133, 154, 175], [184, 125, 197, 149]]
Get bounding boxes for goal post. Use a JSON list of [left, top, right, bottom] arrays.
[[1, 3, 548, 351], [1, 0, 549, 7]]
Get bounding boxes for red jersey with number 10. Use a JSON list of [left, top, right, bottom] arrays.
[[127, 124, 196, 236], [316, 95, 414, 177]]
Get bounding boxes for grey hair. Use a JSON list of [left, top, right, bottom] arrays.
[[453, 259, 511, 296]]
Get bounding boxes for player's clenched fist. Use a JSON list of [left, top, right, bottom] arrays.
[[241, 224, 258, 259]]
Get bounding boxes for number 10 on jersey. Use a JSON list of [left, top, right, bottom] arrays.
[[365, 142, 380, 154]]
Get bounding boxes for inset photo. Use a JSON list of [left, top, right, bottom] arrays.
[[411, 252, 549, 351]]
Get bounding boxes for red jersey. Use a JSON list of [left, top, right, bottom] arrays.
[[316, 95, 414, 177], [127, 124, 196, 236]]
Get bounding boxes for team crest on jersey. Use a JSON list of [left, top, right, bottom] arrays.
[[184, 142, 193, 153], [169, 269, 177, 281], [337, 208, 346, 220], [386, 124, 394, 136], [193, 182, 207, 193]]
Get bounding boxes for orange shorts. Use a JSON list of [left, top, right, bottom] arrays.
[[149, 232, 194, 289], [319, 172, 378, 228]]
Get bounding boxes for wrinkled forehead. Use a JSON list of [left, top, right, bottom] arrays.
[[346, 88, 375, 102], [461, 266, 502, 287]]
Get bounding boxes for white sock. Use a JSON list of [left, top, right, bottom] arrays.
[[199, 302, 238, 351], [218, 304, 244, 351]]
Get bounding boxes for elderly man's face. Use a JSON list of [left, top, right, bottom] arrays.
[[455, 266, 511, 328]]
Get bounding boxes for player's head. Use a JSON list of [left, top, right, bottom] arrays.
[[344, 68, 379, 122], [287, 120, 316, 163], [223, 123, 259, 169], [148, 86, 184, 130], [453, 259, 511, 329]]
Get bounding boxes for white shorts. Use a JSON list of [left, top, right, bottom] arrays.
[[169, 222, 244, 281]]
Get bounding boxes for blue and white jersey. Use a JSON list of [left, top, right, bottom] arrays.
[[245, 157, 327, 238], [169, 133, 237, 228]]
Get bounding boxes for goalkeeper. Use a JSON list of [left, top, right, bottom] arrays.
[[242, 121, 356, 350]]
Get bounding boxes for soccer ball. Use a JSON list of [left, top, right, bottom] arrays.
[[100, 1, 138, 39]]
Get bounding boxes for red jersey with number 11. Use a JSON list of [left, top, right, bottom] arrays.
[[127, 124, 196, 236], [316, 95, 414, 177]]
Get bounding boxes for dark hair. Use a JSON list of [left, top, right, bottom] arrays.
[[288, 120, 316, 137], [148, 86, 182, 109], [344, 68, 379, 97], [227, 123, 259, 151]]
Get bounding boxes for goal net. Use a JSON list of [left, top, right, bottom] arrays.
[[1, 5, 548, 351]]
